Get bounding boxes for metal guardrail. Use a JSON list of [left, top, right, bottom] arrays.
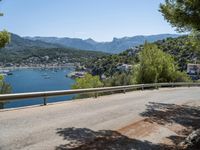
[[0, 82, 200, 106]]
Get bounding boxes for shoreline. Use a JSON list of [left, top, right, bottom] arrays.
[[0, 65, 75, 70]]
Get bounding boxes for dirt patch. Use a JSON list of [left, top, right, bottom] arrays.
[[117, 118, 184, 146], [118, 118, 159, 139]]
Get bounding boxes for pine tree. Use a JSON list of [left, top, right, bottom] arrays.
[[160, 0, 200, 32]]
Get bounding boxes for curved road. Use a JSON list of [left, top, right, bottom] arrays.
[[0, 87, 200, 150]]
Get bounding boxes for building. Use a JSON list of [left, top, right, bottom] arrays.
[[187, 63, 200, 80], [117, 64, 132, 72], [68, 71, 86, 78]]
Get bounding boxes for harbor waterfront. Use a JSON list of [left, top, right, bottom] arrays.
[[3, 67, 75, 108]]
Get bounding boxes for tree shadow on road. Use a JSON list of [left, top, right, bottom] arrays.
[[140, 102, 200, 130], [55, 103, 200, 150], [55, 127, 174, 150], [140, 102, 200, 149]]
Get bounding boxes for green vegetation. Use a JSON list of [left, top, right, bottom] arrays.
[[87, 36, 197, 78], [86, 49, 137, 77], [0, 30, 10, 48], [0, 2, 11, 109], [160, 0, 200, 49], [72, 74, 103, 89], [104, 72, 133, 86], [0, 75, 12, 94], [83, 37, 194, 87], [160, 0, 200, 32], [0, 1, 10, 48], [133, 43, 190, 83], [0, 33, 109, 66], [155, 36, 200, 71], [0, 47, 109, 66], [0, 75, 12, 109], [72, 73, 103, 98]]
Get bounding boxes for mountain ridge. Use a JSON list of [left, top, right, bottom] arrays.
[[24, 34, 180, 53]]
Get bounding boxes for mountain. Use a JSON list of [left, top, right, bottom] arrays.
[[0, 33, 109, 66], [25, 34, 180, 53], [3, 33, 63, 52]]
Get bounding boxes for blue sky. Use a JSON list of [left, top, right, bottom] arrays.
[[0, 0, 178, 41]]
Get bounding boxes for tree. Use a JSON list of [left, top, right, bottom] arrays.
[[0, 75, 12, 109], [0, 30, 10, 48], [133, 43, 190, 83], [104, 73, 133, 87], [0, 0, 10, 48], [0, 0, 11, 109], [160, 0, 200, 32], [160, 0, 200, 50], [0, 0, 3, 16]]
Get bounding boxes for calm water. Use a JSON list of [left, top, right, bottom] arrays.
[[4, 68, 75, 108]]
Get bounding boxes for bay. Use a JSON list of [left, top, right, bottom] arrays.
[[4, 68, 75, 108]]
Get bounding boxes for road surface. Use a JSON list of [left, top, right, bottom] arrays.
[[0, 87, 200, 150]]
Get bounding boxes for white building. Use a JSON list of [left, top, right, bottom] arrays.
[[187, 63, 200, 80], [117, 64, 132, 72]]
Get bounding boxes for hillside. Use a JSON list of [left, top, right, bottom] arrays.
[[3, 33, 62, 52], [86, 36, 199, 77], [25, 34, 180, 53], [0, 34, 109, 67]]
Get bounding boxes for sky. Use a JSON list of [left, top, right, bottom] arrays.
[[0, 0, 178, 42]]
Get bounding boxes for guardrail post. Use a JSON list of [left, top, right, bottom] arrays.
[[123, 89, 126, 94], [43, 97, 47, 105], [0, 102, 4, 109], [155, 83, 158, 90], [188, 83, 191, 88], [172, 83, 174, 88], [95, 93, 98, 98], [142, 85, 144, 91]]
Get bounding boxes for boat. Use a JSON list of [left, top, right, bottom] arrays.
[[44, 76, 51, 79], [0, 70, 13, 76], [42, 73, 48, 76], [7, 72, 13, 75]]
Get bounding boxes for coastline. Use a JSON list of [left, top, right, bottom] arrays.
[[0, 64, 75, 70]]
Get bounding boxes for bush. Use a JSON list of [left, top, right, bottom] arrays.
[[72, 74, 103, 98], [172, 71, 191, 82], [72, 73, 103, 89], [0, 75, 12, 109], [103, 73, 133, 87]]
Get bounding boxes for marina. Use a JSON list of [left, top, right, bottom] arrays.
[[3, 67, 75, 108]]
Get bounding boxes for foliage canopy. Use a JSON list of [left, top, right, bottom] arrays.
[[133, 43, 190, 83], [72, 74, 103, 89], [160, 0, 200, 32], [0, 30, 10, 48]]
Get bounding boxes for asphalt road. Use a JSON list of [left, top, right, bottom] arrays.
[[0, 87, 200, 150]]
